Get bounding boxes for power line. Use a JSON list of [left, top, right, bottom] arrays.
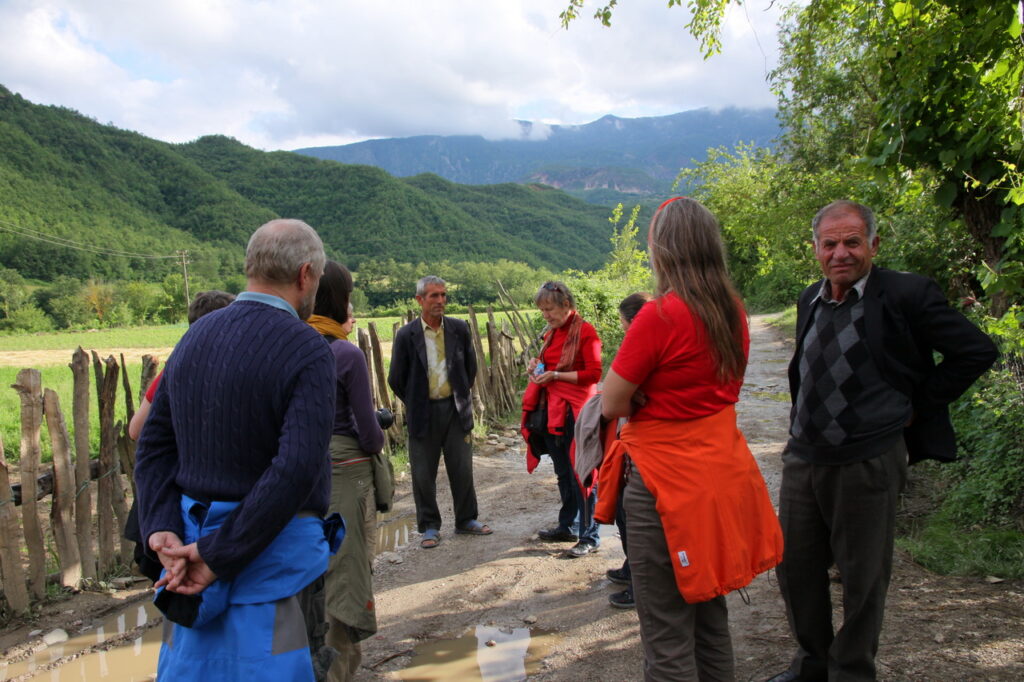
[[0, 218, 183, 259]]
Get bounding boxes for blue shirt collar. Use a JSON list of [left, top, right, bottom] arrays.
[[235, 291, 299, 318]]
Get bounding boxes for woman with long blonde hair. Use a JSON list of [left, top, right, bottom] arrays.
[[602, 197, 782, 680]]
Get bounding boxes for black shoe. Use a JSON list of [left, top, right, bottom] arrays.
[[538, 527, 578, 542], [608, 588, 635, 609], [606, 567, 630, 585], [764, 672, 804, 682], [566, 541, 598, 558]]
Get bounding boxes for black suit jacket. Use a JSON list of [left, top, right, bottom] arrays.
[[388, 316, 478, 439], [788, 266, 998, 464]]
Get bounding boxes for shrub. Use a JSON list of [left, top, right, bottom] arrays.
[[2, 304, 55, 333]]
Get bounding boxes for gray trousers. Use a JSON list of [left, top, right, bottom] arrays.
[[776, 440, 908, 682], [408, 397, 478, 532], [624, 464, 735, 682]]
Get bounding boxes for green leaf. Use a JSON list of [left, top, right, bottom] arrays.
[[1009, 11, 1022, 40], [935, 181, 958, 208], [1008, 186, 1024, 206]]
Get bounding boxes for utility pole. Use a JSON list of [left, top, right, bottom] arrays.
[[178, 250, 191, 314]]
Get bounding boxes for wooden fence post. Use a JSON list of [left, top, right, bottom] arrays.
[[0, 431, 30, 613], [70, 347, 96, 580], [12, 369, 46, 600], [93, 353, 131, 572], [366, 322, 402, 449], [43, 389, 83, 589], [139, 355, 160, 404], [465, 306, 490, 423]]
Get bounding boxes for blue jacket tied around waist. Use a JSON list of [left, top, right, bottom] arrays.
[[154, 495, 344, 681]]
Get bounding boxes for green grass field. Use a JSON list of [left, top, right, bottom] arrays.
[[0, 324, 189, 352], [0, 309, 533, 463]]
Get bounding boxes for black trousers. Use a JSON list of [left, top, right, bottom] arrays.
[[408, 398, 479, 532], [776, 440, 908, 682]]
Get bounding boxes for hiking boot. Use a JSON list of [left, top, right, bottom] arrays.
[[538, 527, 578, 542], [606, 567, 630, 585], [608, 588, 635, 609]]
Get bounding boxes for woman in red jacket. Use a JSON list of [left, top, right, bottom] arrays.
[[521, 281, 603, 558], [602, 198, 782, 681]]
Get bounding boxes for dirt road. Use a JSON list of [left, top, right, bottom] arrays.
[[1, 315, 1021, 680], [362, 315, 1024, 681]]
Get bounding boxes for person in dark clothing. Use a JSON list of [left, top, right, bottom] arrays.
[[388, 275, 490, 549], [766, 201, 998, 682], [134, 218, 337, 681], [308, 261, 389, 682], [606, 291, 652, 609]]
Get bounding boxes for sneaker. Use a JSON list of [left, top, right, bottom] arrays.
[[608, 588, 635, 609], [538, 527, 578, 543], [566, 541, 598, 558], [606, 567, 630, 585]]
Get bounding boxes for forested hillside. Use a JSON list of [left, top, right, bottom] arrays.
[[0, 85, 615, 286], [177, 136, 614, 271]]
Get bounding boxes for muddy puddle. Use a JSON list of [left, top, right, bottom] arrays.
[[1, 602, 161, 681], [399, 625, 557, 681], [4, 512, 420, 680], [377, 512, 417, 553]]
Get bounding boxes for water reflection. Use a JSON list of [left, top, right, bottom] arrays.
[[400, 625, 555, 682], [1, 602, 160, 681]]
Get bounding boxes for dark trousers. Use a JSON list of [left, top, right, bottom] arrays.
[[408, 398, 479, 533], [776, 440, 908, 682], [544, 409, 599, 545], [615, 459, 631, 578], [624, 464, 733, 681]]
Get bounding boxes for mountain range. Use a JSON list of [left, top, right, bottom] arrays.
[[295, 108, 780, 202]]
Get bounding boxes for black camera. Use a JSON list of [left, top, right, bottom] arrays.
[[375, 407, 395, 430]]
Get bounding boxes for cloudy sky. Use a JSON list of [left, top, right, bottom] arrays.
[[0, 1, 787, 151]]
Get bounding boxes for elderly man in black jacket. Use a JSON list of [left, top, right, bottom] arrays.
[[768, 201, 998, 682], [388, 275, 491, 549]]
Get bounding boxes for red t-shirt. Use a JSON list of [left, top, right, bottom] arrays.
[[144, 370, 163, 403], [611, 293, 748, 421], [539, 312, 602, 387]]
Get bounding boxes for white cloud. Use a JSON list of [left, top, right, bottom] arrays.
[[0, 0, 785, 150]]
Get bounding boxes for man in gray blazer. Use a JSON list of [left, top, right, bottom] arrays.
[[388, 276, 491, 548]]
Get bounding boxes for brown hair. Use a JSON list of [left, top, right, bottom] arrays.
[[187, 290, 235, 325], [618, 292, 652, 324], [313, 261, 354, 325], [648, 197, 746, 382]]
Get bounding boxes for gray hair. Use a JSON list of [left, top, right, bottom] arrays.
[[245, 219, 326, 284], [812, 200, 877, 244], [416, 275, 446, 297], [534, 280, 575, 308]]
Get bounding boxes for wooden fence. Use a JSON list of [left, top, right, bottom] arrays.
[[0, 306, 532, 614]]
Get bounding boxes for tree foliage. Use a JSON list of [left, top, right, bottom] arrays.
[[772, 1, 1024, 309]]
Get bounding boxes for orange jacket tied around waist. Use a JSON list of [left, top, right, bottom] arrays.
[[609, 406, 783, 603]]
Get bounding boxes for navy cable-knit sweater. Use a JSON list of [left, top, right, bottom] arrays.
[[134, 299, 335, 579]]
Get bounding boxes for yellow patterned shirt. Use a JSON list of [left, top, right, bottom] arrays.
[[421, 317, 451, 399]]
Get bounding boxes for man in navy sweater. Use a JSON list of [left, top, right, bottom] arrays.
[[134, 219, 337, 681]]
